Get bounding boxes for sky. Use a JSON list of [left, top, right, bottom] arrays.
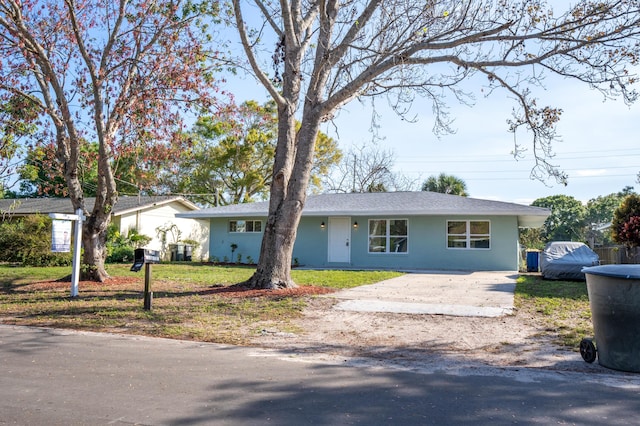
[[327, 75, 640, 205], [222, 3, 640, 207], [226, 68, 639, 206]]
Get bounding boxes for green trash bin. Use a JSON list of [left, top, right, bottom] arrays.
[[583, 265, 640, 372]]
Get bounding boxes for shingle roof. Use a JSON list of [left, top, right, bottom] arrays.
[[0, 195, 197, 216], [177, 192, 550, 227]]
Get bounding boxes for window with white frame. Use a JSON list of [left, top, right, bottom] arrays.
[[368, 219, 408, 253], [229, 220, 262, 233], [447, 220, 490, 249]]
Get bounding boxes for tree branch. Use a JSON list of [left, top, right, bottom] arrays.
[[233, 0, 284, 106]]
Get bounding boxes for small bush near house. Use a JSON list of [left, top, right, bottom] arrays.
[[106, 226, 152, 263], [0, 215, 72, 266], [106, 245, 135, 263]]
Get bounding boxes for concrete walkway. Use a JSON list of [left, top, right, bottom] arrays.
[[331, 270, 517, 317]]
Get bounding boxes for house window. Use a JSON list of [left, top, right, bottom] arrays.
[[447, 220, 490, 249], [368, 219, 408, 253], [229, 220, 262, 233]]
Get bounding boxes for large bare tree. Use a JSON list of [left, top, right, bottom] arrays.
[[323, 143, 415, 193], [231, 0, 640, 289], [0, 0, 217, 281]]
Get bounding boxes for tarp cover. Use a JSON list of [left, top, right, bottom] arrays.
[[540, 241, 600, 280]]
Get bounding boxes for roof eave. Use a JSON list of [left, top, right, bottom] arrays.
[[517, 214, 549, 228], [115, 197, 199, 217], [177, 210, 552, 220]]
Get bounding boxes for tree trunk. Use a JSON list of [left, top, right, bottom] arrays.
[[77, 184, 113, 282], [234, 2, 329, 289], [62, 132, 116, 282], [81, 218, 110, 282], [243, 105, 302, 289], [243, 202, 300, 289], [243, 109, 323, 289], [63, 140, 115, 283]]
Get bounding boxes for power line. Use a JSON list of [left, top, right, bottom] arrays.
[[402, 165, 638, 175], [457, 174, 637, 182], [397, 152, 640, 164]]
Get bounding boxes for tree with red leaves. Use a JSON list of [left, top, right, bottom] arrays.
[[0, 0, 220, 281], [613, 194, 640, 249], [619, 217, 640, 247]]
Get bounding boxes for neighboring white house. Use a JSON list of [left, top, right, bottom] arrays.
[[0, 195, 210, 261]]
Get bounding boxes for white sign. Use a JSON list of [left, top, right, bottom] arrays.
[[49, 213, 81, 221], [51, 220, 72, 253]]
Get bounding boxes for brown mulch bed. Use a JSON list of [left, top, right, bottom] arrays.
[[202, 285, 336, 298], [21, 276, 335, 299]]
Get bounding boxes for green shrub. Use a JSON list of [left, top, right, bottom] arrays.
[[105, 225, 151, 263], [106, 246, 135, 263], [0, 214, 72, 266]]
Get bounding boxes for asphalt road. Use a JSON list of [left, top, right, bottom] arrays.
[[2, 325, 640, 425]]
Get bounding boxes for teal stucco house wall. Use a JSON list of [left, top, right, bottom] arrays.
[[178, 192, 550, 271]]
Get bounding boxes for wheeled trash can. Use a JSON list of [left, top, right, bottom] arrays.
[[583, 265, 640, 372], [526, 250, 540, 272]]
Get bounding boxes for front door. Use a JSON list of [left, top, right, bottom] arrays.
[[328, 217, 351, 263]]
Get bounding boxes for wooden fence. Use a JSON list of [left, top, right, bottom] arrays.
[[593, 246, 640, 265]]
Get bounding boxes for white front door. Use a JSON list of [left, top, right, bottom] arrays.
[[328, 217, 351, 263]]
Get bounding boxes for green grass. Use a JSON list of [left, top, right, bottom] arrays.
[[110, 263, 257, 284], [0, 264, 402, 345], [292, 269, 402, 288], [515, 275, 593, 348], [0, 263, 404, 287], [0, 265, 74, 284]]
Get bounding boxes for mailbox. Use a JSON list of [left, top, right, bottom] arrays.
[[131, 248, 160, 272], [130, 248, 160, 311]]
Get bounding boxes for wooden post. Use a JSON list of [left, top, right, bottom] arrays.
[[143, 263, 153, 310]]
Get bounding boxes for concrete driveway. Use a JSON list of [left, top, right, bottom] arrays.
[[331, 270, 517, 317]]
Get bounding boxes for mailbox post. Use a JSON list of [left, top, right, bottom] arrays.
[[131, 249, 160, 310]]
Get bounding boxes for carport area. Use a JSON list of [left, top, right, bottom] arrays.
[[331, 270, 517, 317]]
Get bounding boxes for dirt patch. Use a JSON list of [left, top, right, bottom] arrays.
[[251, 291, 598, 373]]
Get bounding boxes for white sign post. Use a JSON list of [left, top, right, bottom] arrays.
[[50, 209, 86, 297]]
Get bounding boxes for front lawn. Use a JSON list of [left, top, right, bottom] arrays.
[[0, 264, 402, 344], [515, 274, 593, 348], [0, 264, 594, 349]]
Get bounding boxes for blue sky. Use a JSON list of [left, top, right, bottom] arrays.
[[227, 68, 639, 206], [326, 74, 640, 205], [221, 1, 640, 206]]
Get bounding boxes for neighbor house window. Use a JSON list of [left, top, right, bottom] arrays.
[[447, 220, 490, 249], [229, 220, 262, 233], [368, 219, 408, 253]]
